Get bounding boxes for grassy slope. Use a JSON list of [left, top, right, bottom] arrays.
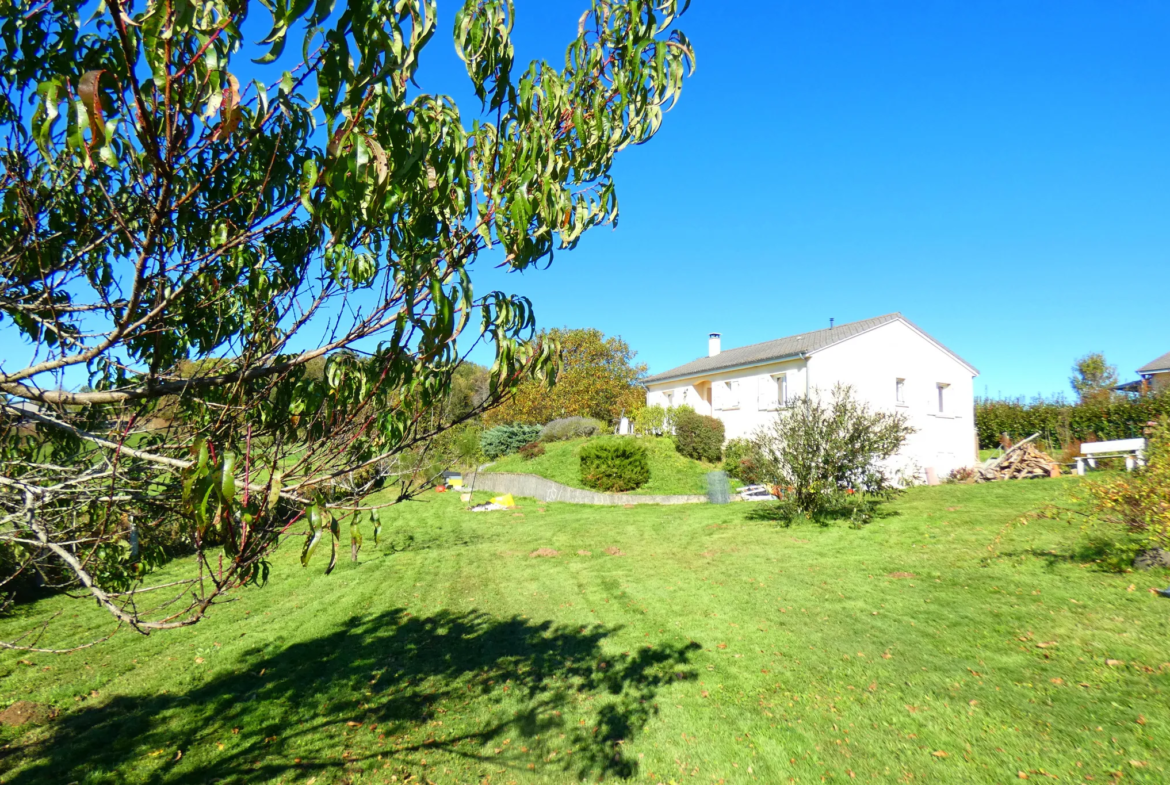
[[2, 480, 1170, 783], [483, 436, 717, 496]]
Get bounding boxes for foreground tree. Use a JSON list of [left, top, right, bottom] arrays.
[[1070, 353, 1119, 403], [0, 0, 692, 647], [749, 385, 914, 522], [484, 327, 646, 426]]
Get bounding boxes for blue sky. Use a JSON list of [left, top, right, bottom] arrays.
[[434, 0, 1170, 399], [6, 1, 1167, 399]]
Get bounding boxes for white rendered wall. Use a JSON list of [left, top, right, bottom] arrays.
[[645, 319, 978, 479], [646, 358, 809, 439], [805, 320, 978, 478]]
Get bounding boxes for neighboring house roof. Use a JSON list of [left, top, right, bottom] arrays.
[[1137, 351, 1170, 375], [643, 312, 978, 384]]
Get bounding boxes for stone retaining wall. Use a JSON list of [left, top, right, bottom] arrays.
[[463, 472, 707, 506]]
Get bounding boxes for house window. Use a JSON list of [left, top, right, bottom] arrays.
[[682, 389, 689, 403], [896, 378, 906, 405], [758, 373, 788, 410], [774, 374, 787, 407], [936, 383, 949, 413], [721, 381, 740, 410], [664, 391, 673, 408]]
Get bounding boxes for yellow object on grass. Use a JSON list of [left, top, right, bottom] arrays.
[[449, 477, 463, 488], [490, 494, 516, 509]]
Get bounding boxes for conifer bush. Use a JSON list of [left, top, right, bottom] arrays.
[[579, 440, 651, 492], [481, 424, 543, 460]]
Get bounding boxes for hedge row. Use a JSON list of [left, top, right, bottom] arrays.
[[974, 393, 1170, 448]]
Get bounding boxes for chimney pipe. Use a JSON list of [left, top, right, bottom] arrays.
[[829, 317, 834, 329], [708, 333, 721, 358]]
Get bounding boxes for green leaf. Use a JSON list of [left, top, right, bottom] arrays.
[[301, 529, 322, 566], [267, 469, 283, 513], [300, 159, 318, 214], [220, 452, 237, 504]]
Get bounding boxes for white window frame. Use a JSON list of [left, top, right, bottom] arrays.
[[720, 380, 740, 410], [896, 378, 907, 406], [936, 382, 949, 414], [774, 373, 788, 408]]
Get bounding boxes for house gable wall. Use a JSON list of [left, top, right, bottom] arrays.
[[809, 319, 978, 476], [645, 318, 978, 478]]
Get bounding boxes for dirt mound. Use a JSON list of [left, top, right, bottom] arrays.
[[529, 548, 559, 558], [887, 571, 916, 579], [0, 701, 54, 727], [604, 546, 625, 556], [577, 550, 592, 556]]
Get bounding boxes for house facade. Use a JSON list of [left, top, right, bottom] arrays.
[[643, 313, 980, 479], [1135, 351, 1170, 393]]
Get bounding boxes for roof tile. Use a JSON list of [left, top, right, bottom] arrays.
[[644, 313, 976, 383]]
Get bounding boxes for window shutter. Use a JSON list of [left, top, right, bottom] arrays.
[[759, 376, 779, 410], [730, 381, 740, 409]]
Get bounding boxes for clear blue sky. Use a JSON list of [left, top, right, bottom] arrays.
[[7, 1, 1167, 400], [436, 0, 1170, 400]]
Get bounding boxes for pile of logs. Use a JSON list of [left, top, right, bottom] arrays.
[[976, 433, 1060, 482]]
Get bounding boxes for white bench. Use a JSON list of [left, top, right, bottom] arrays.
[[1075, 438, 1147, 475]]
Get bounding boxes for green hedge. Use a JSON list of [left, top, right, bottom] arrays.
[[974, 393, 1170, 448], [579, 439, 650, 492], [673, 408, 724, 463]]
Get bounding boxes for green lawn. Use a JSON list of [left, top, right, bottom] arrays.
[[2, 479, 1170, 784], [483, 436, 719, 496]]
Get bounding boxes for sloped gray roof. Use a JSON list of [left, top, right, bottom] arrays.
[[1137, 351, 1170, 374], [644, 313, 977, 384]]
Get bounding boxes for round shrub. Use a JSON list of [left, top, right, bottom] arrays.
[[579, 439, 650, 492], [673, 408, 724, 463], [722, 437, 763, 484], [539, 416, 606, 443], [519, 441, 545, 461], [481, 424, 543, 460]]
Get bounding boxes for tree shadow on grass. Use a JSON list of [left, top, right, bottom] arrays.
[[743, 501, 901, 526], [994, 537, 1145, 574], [3, 610, 699, 783]]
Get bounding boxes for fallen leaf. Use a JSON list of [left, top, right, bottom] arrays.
[[701, 690, 709, 698], [346, 721, 362, 727], [932, 750, 949, 758], [1018, 773, 1028, 780], [1136, 715, 1146, 725], [1127, 584, 1135, 592], [969, 699, 978, 706], [1050, 678, 1063, 685], [868, 682, 877, 692], [1036, 641, 1056, 649], [1130, 760, 1148, 768], [1106, 659, 1125, 667], [194, 657, 204, 664]]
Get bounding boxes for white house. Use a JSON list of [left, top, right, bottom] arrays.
[[643, 313, 980, 479]]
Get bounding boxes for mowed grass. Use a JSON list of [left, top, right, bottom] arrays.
[[484, 436, 718, 496], [2, 479, 1170, 783]]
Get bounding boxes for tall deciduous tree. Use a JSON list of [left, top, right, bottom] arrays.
[[0, 0, 692, 647], [484, 327, 647, 427], [1070, 353, 1119, 403]]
